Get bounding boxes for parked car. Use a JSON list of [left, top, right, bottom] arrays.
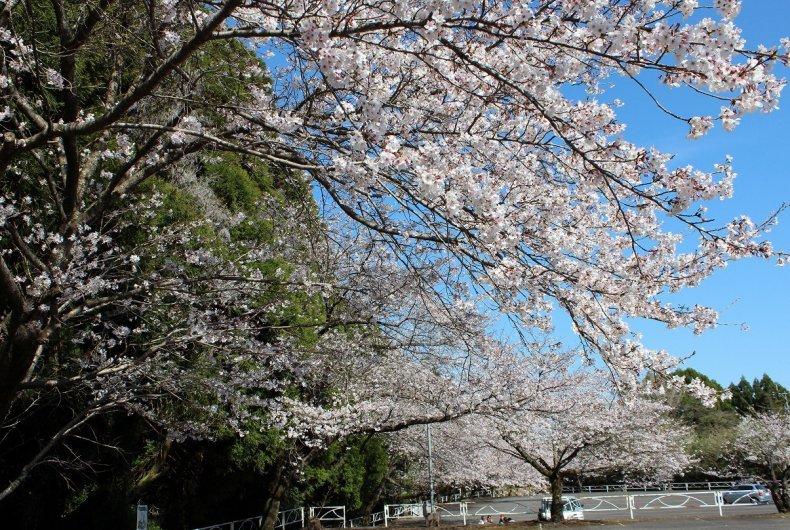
[[722, 484, 772, 505], [537, 496, 584, 521]]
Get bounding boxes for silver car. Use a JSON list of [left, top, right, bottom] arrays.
[[722, 484, 772, 505]]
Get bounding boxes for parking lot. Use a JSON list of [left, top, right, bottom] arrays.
[[605, 515, 789, 529], [453, 491, 779, 526]]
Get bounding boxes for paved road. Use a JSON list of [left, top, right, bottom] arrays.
[[450, 491, 781, 527], [607, 517, 789, 529]]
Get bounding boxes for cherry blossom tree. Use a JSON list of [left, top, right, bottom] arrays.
[[388, 352, 583, 493], [0, 0, 787, 516], [2, 0, 788, 418], [0, 173, 568, 505], [732, 410, 790, 512], [397, 375, 693, 523], [391, 419, 542, 494], [490, 391, 691, 521], [258, 336, 582, 526]]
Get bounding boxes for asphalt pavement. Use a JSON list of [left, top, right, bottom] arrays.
[[453, 491, 785, 529], [605, 516, 789, 529]]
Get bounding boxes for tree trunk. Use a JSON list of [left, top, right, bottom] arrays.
[[0, 317, 45, 420], [767, 478, 790, 513], [549, 474, 564, 522], [262, 462, 289, 530], [261, 488, 285, 530], [262, 447, 321, 530], [361, 475, 388, 516]]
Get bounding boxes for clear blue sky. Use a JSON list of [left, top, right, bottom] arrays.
[[277, 3, 790, 387], [558, 1, 790, 387]]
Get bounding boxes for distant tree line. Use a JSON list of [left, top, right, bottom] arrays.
[[666, 370, 788, 488]]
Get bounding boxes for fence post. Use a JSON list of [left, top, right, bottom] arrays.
[[301, 508, 305, 528], [343, 506, 347, 528], [462, 503, 467, 526], [628, 496, 634, 520], [717, 492, 723, 517], [384, 506, 388, 528]]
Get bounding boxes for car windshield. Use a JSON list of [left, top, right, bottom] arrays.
[[736, 485, 755, 490]]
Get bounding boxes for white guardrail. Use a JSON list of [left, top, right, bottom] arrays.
[[195, 487, 772, 529], [566, 480, 739, 493], [308, 506, 347, 528], [194, 506, 309, 530], [349, 510, 386, 528], [193, 515, 266, 530], [383, 502, 470, 526], [465, 502, 532, 518], [577, 490, 774, 520]]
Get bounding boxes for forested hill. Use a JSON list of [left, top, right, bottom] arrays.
[[667, 369, 788, 480]]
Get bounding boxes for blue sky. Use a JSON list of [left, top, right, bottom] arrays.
[[565, 1, 790, 387], [270, 3, 790, 387]]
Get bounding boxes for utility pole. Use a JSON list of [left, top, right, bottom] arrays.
[[426, 424, 435, 513]]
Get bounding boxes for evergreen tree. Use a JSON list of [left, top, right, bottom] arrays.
[[729, 374, 790, 415]]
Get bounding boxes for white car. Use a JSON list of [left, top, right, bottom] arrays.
[[537, 496, 584, 521]]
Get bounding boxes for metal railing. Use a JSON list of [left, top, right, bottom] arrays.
[[437, 492, 462, 503], [465, 502, 531, 518], [575, 494, 629, 514], [349, 510, 386, 527], [193, 506, 307, 530], [309, 506, 347, 528], [194, 516, 265, 530], [575, 489, 773, 520], [277, 508, 305, 530], [194, 485, 773, 530], [384, 502, 470, 526], [566, 480, 740, 494]]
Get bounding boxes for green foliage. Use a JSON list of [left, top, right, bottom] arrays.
[[2, 152, 325, 530], [207, 157, 268, 212], [666, 369, 788, 479], [14, 1, 149, 114], [187, 39, 271, 125], [122, 152, 328, 528], [729, 374, 790, 414], [228, 426, 288, 473], [298, 436, 391, 513], [668, 370, 739, 477], [673, 368, 725, 392], [4, 5, 353, 529]]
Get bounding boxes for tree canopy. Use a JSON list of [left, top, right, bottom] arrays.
[[1, 0, 789, 527]]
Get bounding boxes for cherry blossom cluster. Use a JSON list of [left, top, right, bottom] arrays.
[[732, 410, 790, 480], [226, 0, 787, 379], [392, 372, 692, 493], [730, 410, 790, 509], [0, 0, 786, 499], [2, 0, 786, 396]]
